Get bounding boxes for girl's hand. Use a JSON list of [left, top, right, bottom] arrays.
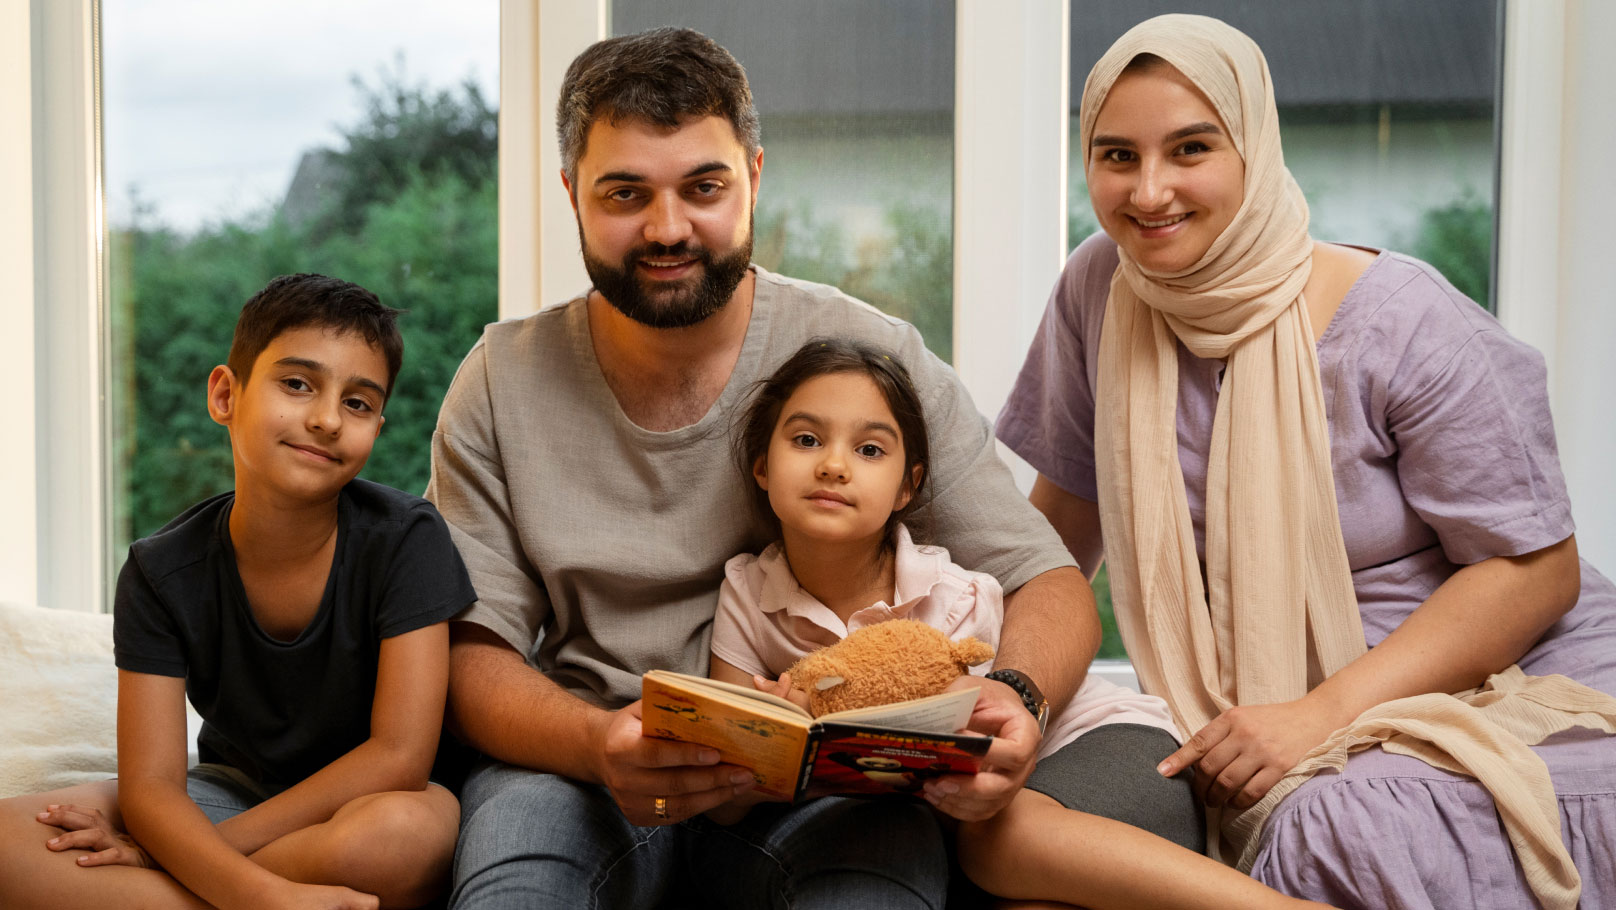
[[752, 671, 812, 712], [38, 803, 155, 869], [1156, 697, 1346, 810]]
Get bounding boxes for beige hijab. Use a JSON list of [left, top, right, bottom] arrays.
[[1085, 15, 1616, 907]]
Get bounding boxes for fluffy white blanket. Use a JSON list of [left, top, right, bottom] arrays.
[[0, 601, 200, 798]]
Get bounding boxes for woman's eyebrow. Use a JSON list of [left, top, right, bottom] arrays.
[[1166, 121, 1223, 142]]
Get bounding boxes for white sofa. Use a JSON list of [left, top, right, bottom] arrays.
[[0, 601, 201, 798]]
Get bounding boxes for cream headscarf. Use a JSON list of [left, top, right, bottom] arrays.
[[1085, 15, 1616, 908]]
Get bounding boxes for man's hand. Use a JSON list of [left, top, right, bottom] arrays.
[[1157, 698, 1344, 810], [920, 677, 1040, 821], [38, 803, 155, 869], [598, 700, 757, 825]]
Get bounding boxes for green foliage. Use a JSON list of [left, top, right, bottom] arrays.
[[754, 201, 954, 361], [1407, 193, 1493, 308], [1091, 564, 1127, 660], [111, 75, 497, 546]]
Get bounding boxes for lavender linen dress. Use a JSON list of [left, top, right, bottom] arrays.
[[997, 233, 1616, 909]]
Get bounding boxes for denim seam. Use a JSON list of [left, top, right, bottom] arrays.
[[707, 824, 795, 909], [589, 825, 666, 910]]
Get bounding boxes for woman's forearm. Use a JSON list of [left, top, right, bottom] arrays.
[[1304, 536, 1581, 727]]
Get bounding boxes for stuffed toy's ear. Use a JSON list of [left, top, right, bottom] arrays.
[[951, 636, 996, 670]]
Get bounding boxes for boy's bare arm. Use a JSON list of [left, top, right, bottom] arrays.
[[212, 622, 450, 856], [447, 622, 755, 824], [117, 672, 372, 910]]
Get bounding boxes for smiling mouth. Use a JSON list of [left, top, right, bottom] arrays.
[[1133, 213, 1190, 229], [286, 443, 339, 463]]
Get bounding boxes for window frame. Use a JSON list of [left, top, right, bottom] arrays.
[[8, 0, 1612, 629]]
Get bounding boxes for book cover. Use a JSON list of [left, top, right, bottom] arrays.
[[640, 670, 990, 801]]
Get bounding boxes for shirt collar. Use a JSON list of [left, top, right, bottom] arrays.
[[754, 524, 953, 625]]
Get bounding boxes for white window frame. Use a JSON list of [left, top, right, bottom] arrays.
[[7, 0, 1612, 623]]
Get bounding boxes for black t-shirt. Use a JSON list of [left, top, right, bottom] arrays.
[[113, 479, 477, 793]]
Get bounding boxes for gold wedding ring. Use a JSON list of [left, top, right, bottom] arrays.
[[654, 796, 669, 819]]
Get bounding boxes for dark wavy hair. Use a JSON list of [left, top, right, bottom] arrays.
[[557, 27, 762, 187], [734, 338, 930, 549], [227, 273, 404, 399]]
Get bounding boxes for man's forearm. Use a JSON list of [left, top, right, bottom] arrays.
[[447, 622, 611, 783], [996, 566, 1097, 711]]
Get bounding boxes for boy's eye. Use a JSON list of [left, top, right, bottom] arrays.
[[856, 444, 885, 458], [282, 378, 311, 393], [344, 397, 374, 413], [791, 433, 820, 448]]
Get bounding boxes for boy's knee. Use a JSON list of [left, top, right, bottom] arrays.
[[321, 790, 457, 905]]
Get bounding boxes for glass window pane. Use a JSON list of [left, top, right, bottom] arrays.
[[611, 1, 956, 360], [1067, 0, 1502, 658], [103, 2, 499, 580]]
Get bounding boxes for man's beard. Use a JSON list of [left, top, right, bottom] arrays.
[[582, 221, 754, 329]]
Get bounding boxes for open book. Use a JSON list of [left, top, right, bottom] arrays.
[[641, 670, 992, 801]]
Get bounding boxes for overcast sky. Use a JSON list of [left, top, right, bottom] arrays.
[[103, 1, 499, 233]]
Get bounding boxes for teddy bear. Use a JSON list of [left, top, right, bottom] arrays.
[[785, 619, 996, 716]]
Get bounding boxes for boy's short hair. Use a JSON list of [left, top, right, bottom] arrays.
[[557, 27, 762, 186], [227, 274, 404, 398]]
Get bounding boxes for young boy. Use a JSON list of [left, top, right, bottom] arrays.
[[0, 274, 475, 910]]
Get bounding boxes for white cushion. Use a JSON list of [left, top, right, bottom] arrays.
[[0, 601, 201, 798]]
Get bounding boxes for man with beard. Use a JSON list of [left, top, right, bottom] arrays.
[[427, 27, 1192, 909]]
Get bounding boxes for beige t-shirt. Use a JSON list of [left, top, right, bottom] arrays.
[[426, 266, 1075, 707]]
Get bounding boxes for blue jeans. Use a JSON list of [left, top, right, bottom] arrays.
[[450, 759, 948, 910]]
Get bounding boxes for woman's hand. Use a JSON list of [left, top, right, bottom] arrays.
[[1157, 697, 1348, 810], [38, 803, 155, 869]]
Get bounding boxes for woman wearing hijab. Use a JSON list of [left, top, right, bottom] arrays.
[[997, 14, 1616, 910]]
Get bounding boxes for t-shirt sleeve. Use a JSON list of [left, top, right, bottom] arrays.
[[425, 340, 552, 656], [112, 549, 187, 678], [709, 556, 775, 679], [995, 235, 1113, 501], [1383, 290, 1575, 565], [374, 503, 481, 639], [893, 337, 1075, 594]]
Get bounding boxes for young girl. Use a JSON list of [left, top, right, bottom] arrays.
[[709, 338, 1332, 910]]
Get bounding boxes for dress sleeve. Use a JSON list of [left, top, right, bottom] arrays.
[[709, 557, 774, 679], [112, 550, 187, 678], [1384, 278, 1575, 565], [373, 503, 480, 639], [995, 234, 1114, 501], [425, 340, 552, 656]]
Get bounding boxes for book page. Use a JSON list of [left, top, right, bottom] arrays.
[[643, 670, 810, 722], [819, 686, 979, 733], [640, 672, 812, 800]]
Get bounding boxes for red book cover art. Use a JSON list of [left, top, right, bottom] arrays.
[[800, 723, 992, 800]]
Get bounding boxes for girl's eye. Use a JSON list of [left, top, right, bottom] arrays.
[[857, 444, 885, 458], [792, 433, 820, 448]]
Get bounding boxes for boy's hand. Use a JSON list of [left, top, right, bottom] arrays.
[[266, 881, 380, 910], [752, 671, 812, 712], [38, 803, 155, 869], [600, 700, 757, 825]]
